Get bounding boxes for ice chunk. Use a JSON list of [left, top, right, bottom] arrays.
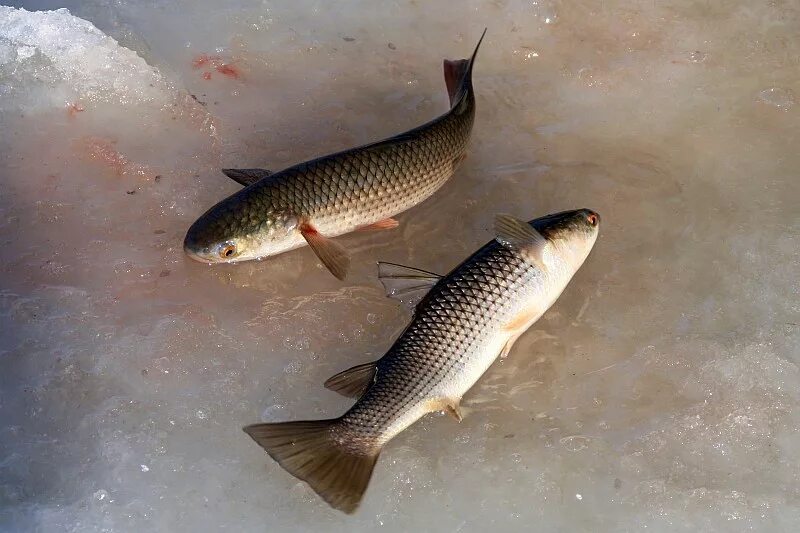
[[0, 7, 165, 107], [0, 6, 216, 144]]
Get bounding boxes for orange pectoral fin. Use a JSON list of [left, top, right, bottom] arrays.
[[356, 218, 399, 232], [299, 221, 351, 280]]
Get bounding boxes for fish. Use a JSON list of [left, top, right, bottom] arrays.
[[243, 208, 601, 513], [184, 30, 487, 280]]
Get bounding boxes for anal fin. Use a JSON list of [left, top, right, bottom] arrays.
[[324, 361, 378, 398], [299, 222, 350, 280], [357, 218, 399, 231]]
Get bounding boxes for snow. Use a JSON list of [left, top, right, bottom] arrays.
[[1, 1, 799, 531]]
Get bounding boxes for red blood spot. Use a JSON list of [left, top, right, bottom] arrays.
[[215, 63, 240, 79], [299, 222, 318, 236], [67, 102, 85, 117], [192, 53, 242, 80], [79, 136, 150, 178], [81, 137, 129, 175]]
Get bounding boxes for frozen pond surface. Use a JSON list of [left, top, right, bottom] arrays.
[[1, 1, 799, 531]]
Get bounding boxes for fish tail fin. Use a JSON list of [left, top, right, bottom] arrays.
[[243, 418, 380, 514], [443, 28, 486, 107]]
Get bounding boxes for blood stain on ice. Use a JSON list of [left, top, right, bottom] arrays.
[[192, 53, 242, 80]]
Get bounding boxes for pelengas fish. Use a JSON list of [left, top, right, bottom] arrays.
[[244, 208, 600, 513], [184, 31, 486, 279]]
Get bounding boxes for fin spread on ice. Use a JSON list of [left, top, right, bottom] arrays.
[[221, 168, 273, 187], [494, 213, 549, 270], [377, 261, 442, 308], [243, 420, 380, 514], [443, 28, 486, 107], [324, 361, 378, 398], [299, 222, 350, 280]]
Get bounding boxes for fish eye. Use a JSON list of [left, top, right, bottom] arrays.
[[220, 244, 237, 259], [586, 213, 599, 227]]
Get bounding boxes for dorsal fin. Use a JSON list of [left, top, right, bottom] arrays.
[[377, 261, 442, 309], [324, 361, 378, 398], [443, 28, 486, 107], [221, 168, 273, 187]]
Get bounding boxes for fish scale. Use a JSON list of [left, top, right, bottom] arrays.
[[243, 208, 600, 513], [261, 108, 470, 229], [351, 246, 532, 427]]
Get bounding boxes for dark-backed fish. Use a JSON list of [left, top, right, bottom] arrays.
[[244, 208, 601, 512], [184, 31, 486, 279]]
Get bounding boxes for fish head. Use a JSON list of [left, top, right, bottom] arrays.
[[531, 208, 600, 269], [184, 192, 299, 264]]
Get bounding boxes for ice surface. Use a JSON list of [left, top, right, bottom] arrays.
[[1, 1, 799, 531]]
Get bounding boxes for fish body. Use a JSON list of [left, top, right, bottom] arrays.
[[184, 32, 485, 279], [244, 208, 601, 512]]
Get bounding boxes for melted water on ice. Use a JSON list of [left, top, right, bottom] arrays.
[[1, 1, 799, 531]]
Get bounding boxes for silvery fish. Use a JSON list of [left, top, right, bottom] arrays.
[[244, 208, 601, 512], [184, 31, 486, 279]]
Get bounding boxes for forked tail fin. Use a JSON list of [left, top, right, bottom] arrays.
[[443, 28, 486, 107], [243, 419, 380, 514]]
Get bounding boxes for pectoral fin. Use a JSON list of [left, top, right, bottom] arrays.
[[299, 222, 350, 280], [221, 168, 273, 186], [494, 214, 549, 271]]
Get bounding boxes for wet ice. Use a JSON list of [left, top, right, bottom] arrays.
[[1, 1, 799, 532]]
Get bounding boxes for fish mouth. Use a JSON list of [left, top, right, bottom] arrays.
[[183, 231, 215, 264], [183, 239, 243, 264], [583, 209, 600, 226], [183, 243, 214, 264]]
